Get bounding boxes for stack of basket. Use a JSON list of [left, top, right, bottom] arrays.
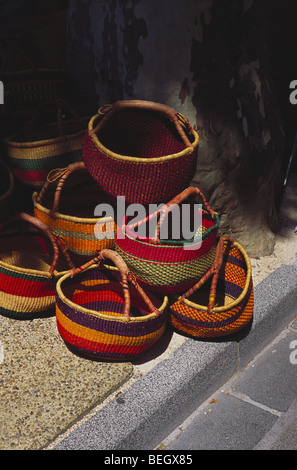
[[0, 99, 254, 362]]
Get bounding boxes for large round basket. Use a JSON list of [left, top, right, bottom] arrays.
[[56, 249, 169, 361], [169, 236, 254, 338], [115, 186, 219, 293], [82, 100, 199, 205]]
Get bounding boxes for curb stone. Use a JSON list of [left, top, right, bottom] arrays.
[[52, 258, 297, 450]]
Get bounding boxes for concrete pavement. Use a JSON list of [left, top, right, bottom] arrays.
[[48, 255, 297, 450]]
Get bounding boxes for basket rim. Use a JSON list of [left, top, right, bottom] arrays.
[[32, 191, 114, 225], [172, 240, 252, 313], [4, 117, 89, 149], [0, 160, 14, 204], [56, 264, 169, 323], [0, 231, 69, 278], [88, 113, 199, 163]]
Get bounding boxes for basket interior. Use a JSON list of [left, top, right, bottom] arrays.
[[40, 177, 117, 219], [11, 118, 88, 143], [61, 267, 164, 318], [0, 231, 71, 273], [96, 108, 195, 158], [185, 244, 248, 308]]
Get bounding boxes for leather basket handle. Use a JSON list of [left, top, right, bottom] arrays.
[[90, 100, 195, 148], [126, 186, 218, 244], [180, 234, 225, 313], [70, 249, 160, 321], [34, 161, 86, 219], [0, 212, 60, 277]]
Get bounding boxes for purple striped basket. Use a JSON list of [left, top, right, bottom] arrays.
[[55, 249, 169, 361]]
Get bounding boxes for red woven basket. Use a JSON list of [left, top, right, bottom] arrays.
[[82, 100, 199, 205], [115, 186, 220, 293]]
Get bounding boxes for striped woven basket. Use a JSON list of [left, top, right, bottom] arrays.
[[169, 236, 254, 338], [33, 161, 117, 261], [0, 160, 14, 222], [0, 212, 74, 319], [56, 249, 169, 361], [0, 34, 65, 119], [82, 100, 199, 205], [115, 186, 220, 293], [5, 99, 88, 188]]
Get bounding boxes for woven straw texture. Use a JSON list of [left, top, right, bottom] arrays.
[[5, 99, 88, 188], [115, 186, 219, 293], [0, 34, 65, 117], [0, 213, 74, 319], [56, 249, 168, 361], [33, 162, 117, 258], [169, 237, 254, 338], [82, 100, 199, 205]]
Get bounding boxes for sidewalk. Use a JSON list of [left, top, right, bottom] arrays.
[[162, 318, 297, 450], [48, 256, 297, 450], [1, 175, 297, 451]]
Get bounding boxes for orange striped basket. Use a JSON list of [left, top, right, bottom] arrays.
[[55, 249, 169, 361], [169, 236, 254, 338], [0, 212, 75, 319], [33, 161, 117, 261]]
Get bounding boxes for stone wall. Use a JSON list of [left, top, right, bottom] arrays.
[[66, 0, 292, 257]]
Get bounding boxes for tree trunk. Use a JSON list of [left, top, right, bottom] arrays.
[[66, 0, 288, 256]]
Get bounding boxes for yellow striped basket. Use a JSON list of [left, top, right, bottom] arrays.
[[33, 161, 117, 260], [169, 236, 254, 338], [0, 212, 74, 319], [4, 99, 88, 188]]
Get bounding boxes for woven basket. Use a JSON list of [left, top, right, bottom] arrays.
[[0, 159, 14, 222], [82, 100, 199, 205], [169, 236, 254, 338], [33, 161, 117, 261], [5, 99, 88, 188], [115, 186, 220, 293], [0, 212, 74, 319], [56, 249, 169, 361], [0, 34, 65, 118]]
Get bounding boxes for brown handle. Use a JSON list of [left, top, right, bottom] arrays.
[[35, 161, 86, 219], [21, 98, 86, 137], [90, 100, 194, 148], [127, 186, 218, 244], [0, 212, 60, 277], [180, 234, 225, 313], [70, 248, 160, 321]]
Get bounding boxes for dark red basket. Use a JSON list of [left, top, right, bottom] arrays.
[[82, 100, 199, 205]]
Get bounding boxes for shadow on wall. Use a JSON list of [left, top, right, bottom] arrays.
[[64, 1, 297, 256]]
